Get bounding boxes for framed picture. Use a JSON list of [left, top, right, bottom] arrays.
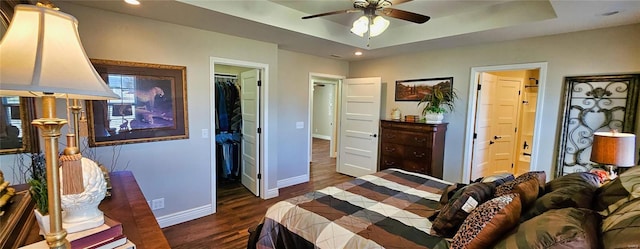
[[395, 77, 453, 101], [0, 97, 39, 155], [87, 59, 189, 147]]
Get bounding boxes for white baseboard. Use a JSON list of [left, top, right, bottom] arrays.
[[277, 174, 309, 188], [312, 134, 331, 140], [264, 187, 279, 199], [156, 204, 213, 228]]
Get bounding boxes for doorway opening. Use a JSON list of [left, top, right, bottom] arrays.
[[211, 58, 267, 213], [463, 62, 548, 183], [308, 73, 343, 167]]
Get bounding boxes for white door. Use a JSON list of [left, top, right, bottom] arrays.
[[337, 77, 381, 177], [492, 77, 522, 174], [471, 73, 496, 180], [240, 69, 260, 196]]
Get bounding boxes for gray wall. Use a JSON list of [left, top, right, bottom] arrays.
[[349, 23, 640, 183], [276, 50, 349, 183]]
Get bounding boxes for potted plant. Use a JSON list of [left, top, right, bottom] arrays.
[[26, 153, 50, 235], [418, 85, 458, 123]]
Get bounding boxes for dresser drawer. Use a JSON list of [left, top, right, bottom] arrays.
[[380, 142, 405, 157], [403, 146, 432, 162], [402, 160, 429, 175], [382, 130, 433, 147], [379, 155, 402, 170]]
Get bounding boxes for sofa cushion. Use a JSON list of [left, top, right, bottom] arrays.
[[451, 193, 521, 249], [594, 166, 640, 216], [602, 197, 640, 248], [495, 172, 540, 209], [432, 182, 495, 237], [520, 184, 597, 222], [492, 208, 600, 249], [545, 172, 600, 193]]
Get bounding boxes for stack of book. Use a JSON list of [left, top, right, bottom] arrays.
[[20, 215, 136, 249]]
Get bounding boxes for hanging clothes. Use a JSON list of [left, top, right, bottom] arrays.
[[214, 75, 242, 182]]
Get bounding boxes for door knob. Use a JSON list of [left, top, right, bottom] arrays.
[[489, 140, 495, 145], [370, 134, 377, 138], [494, 135, 503, 140]]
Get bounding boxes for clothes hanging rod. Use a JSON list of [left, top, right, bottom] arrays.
[[215, 73, 238, 79]]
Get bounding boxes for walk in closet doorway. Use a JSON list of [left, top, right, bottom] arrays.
[[211, 58, 266, 212]]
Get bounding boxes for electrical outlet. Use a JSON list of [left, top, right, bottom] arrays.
[[152, 198, 165, 210]]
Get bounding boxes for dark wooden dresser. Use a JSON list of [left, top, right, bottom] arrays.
[[379, 120, 447, 178]]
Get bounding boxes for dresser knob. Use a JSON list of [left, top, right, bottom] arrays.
[[385, 161, 396, 166], [413, 152, 425, 158], [414, 137, 426, 143], [385, 147, 396, 152]]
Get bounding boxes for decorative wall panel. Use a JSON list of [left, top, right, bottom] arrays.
[[557, 74, 639, 176]]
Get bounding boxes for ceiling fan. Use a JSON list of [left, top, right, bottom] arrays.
[[302, 0, 430, 24]]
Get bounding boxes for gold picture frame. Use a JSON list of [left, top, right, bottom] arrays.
[[87, 59, 189, 147]]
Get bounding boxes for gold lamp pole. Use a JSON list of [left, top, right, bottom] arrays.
[[32, 95, 69, 248], [0, 4, 119, 248]]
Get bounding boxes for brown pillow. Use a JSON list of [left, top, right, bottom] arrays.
[[438, 183, 467, 207], [492, 208, 600, 249], [602, 197, 640, 248], [451, 193, 521, 249], [495, 173, 540, 209], [480, 173, 515, 187], [520, 185, 596, 222], [594, 166, 640, 216], [432, 182, 495, 237], [545, 172, 600, 193]]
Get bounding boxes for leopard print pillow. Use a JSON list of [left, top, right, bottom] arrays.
[[451, 193, 522, 249], [495, 172, 541, 208]]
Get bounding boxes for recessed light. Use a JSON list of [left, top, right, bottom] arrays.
[[124, 0, 140, 5], [354, 51, 363, 56], [601, 10, 620, 16]]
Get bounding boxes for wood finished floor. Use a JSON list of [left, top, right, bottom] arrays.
[[162, 138, 353, 249]]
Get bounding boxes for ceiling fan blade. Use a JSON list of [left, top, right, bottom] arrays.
[[380, 8, 430, 23], [302, 9, 360, 19]]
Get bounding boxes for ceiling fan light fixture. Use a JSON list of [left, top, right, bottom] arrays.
[[369, 15, 389, 37], [351, 15, 369, 37], [124, 0, 140, 5]]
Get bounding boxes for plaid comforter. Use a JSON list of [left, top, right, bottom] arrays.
[[256, 169, 453, 249]]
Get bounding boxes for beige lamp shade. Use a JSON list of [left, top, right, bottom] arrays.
[[0, 5, 118, 100], [590, 131, 636, 167]]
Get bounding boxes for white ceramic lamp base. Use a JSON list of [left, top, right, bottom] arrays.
[[60, 157, 107, 233]]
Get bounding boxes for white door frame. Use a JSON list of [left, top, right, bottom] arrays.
[[308, 73, 345, 165], [210, 57, 270, 213], [463, 62, 548, 183]]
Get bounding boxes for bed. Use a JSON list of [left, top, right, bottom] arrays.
[[253, 168, 453, 249]]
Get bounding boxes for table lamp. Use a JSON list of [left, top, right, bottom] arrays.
[[0, 4, 118, 249], [590, 131, 636, 179]]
